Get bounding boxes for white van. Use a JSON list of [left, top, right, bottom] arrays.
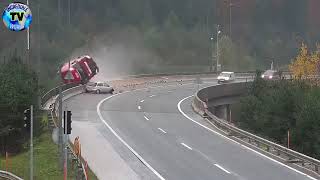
[[217, 71, 235, 84]]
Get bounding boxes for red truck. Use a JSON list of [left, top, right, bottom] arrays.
[[60, 56, 99, 84]]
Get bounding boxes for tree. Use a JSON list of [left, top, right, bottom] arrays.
[[0, 56, 39, 154], [289, 43, 319, 79], [292, 89, 320, 158]]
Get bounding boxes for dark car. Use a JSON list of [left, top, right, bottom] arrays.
[[261, 70, 281, 80]]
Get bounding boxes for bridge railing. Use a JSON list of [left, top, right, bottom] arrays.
[[41, 83, 79, 108], [0, 170, 23, 180], [193, 81, 320, 175]]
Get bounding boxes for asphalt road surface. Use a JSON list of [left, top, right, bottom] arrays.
[[64, 80, 316, 180]]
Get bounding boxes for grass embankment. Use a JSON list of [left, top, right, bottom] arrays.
[[0, 129, 98, 180]]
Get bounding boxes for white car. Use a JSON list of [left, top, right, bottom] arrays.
[[217, 72, 235, 84], [85, 82, 114, 94]]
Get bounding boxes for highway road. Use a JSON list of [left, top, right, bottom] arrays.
[[64, 79, 315, 180]]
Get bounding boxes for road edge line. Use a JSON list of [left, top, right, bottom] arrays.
[[177, 95, 317, 180]]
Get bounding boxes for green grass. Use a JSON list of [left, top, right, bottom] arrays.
[[0, 129, 98, 180]]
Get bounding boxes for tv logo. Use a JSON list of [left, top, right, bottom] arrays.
[[2, 3, 32, 31], [10, 12, 25, 21]]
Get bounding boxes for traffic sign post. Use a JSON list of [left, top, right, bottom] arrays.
[[23, 105, 33, 180], [63, 110, 72, 180], [29, 105, 34, 180], [63, 110, 67, 180]]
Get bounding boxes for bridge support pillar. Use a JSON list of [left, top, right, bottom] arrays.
[[208, 106, 216, 115], [213, 104, 232, 122], [215, 105, 227, 120], [226, 104, 232, 123]]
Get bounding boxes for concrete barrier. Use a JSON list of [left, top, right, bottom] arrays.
[[197, 82, 252, 109]]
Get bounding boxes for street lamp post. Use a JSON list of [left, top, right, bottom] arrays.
[[216, 25, 221, 72], [68, 0, 71, 26], [209, 25, 221, 73], [229, 0, 232, 39], [224, 0, 235, 39], [210, 37, 214, 72], [25, 2, 33, 180], [27, 0, 30, 66]]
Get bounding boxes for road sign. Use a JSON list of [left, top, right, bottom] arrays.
[[65, 71, 74, 80]]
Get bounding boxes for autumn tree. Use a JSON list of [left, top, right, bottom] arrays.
[[289, 43, 319, 79]]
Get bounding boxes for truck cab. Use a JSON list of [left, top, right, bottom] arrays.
[[60, 60, 82, 84], [76, 56, 99, 79], [60, 55, 99, 85]]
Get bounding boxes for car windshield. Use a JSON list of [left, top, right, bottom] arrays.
[[87, 82, 97, 86], [219, 73, 231, 77]]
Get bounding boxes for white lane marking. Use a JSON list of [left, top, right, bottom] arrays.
[[97, 94, 166, 180], [144, 116, 150, 121], [149, 95, 156, 98], [140, 99, 145, 103], [181, 143, 193, 150], [138, 106, 141, 110], [177, 95, 318, 180], [158, 128, 167, 134], [214, 164, 231, 174]]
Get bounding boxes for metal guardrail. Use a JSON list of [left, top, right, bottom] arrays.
[[192, 81, 320, 175], [0, 170, 23, 180], [41, 83, 79, 108]]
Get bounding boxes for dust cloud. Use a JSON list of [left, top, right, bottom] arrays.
[[69, 27, 162, 82]]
